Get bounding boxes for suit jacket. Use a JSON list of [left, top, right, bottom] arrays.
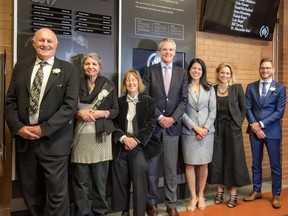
[[182, 85, 216, 135], [143, 63, 188, 135], [215, 83, 246, 128], [112, 94, 161, 160], [245, 80, 286, 139], [5, 57, 79, 155]]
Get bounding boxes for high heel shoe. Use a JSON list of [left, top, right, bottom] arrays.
[[214, 189, 224, 204], [198, 196, 206, 210], [227, 194, 238, 208], [187, 198, 198, 212]]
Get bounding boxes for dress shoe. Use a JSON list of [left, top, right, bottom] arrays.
[[243, 191, 262, 202], [121, 211, 130, 216], [272, 195, 281, 209], [146, 204, 158, 216], [166, 207, 179, 216]]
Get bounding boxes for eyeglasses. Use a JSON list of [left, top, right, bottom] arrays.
[[260, 67, 272, 71]]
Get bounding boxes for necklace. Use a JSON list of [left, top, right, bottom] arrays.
[[217, 86, 229, 95]]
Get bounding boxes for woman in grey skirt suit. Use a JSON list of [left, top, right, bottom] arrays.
[[181, 58, 216, 212]]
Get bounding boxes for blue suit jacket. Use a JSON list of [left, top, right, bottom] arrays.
[[143, 63, 188, 136], [245, 80, 286, 139]]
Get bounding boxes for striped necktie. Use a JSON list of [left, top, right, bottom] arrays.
[[29, 61, 47, 115]]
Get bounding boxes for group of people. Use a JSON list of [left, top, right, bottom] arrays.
[[4, 27, 286, 216]]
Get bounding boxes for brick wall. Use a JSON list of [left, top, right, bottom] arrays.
[[0, 0, 13, 211], [197, 0, 288, 187]]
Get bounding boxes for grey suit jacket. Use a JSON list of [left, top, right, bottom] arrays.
[[143, 62, 188, 136], [5, 57, 79, 156], [182, 85, 216, 135]]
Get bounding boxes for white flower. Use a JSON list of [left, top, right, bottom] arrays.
[[270, 86, 276, 92], [52, 68, 61, 76], [97, 89, 109, 100]]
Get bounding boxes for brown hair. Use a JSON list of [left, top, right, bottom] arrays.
[[122, 69, 146, 93]]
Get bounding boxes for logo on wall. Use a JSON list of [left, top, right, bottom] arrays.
[[147, 52, 161, 67], [259, 26, 270, 38]]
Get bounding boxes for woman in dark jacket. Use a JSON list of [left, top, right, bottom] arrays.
[[207, 62, 250, 208], [71, 52, 118, 216], [111, 69, 161, 216]]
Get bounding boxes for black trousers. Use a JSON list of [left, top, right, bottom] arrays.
[[111, 146, 148, 216], [17, 142, 69, 216], [72, 161, 109, 216]]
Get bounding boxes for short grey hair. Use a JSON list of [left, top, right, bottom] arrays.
[[81, 52, 103, 70]]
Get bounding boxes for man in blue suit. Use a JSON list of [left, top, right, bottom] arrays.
[[243, 58, 286, 209], [143, 38, 188, 216]]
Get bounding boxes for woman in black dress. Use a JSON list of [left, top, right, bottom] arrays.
[[207, 62, 250, 208]]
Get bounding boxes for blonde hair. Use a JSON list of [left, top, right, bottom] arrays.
[[216, 62, 236, 85], [122, 69, 146, 93]]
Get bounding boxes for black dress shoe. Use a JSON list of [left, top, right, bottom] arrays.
[[121, 211, 130, 216], [146, 204, 157, 216], [166, 207, 179, 216]]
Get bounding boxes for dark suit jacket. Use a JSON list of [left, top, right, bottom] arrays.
[[143, 63, 188, 135], [5, 57, 79, 156], [214, 84, 246, 128], [245, 80, 286, 139], [112, 94, 161, 160]]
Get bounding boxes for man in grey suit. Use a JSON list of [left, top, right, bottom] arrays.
[[143, 38, 188, 216], [5, 28, 79, 216]]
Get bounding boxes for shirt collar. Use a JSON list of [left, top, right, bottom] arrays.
[[161, 61, 172, 69], [35, 56, 55, 66]]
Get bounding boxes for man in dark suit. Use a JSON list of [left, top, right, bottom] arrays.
[[243, 58, 286, 209], [5, 28, 79, 216], [143, 38, 188, 216]]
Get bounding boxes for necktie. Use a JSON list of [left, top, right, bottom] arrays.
[[261, 81, 268, 102], [127, 97, 138, 105], [164, 66, 170, 95], [29, 61, 47, 115]]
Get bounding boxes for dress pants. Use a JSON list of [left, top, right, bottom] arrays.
[[147, 133, 179, 208], [72, 161, 109, 216], [249, 134, 282, 195], [17, 141, 69, 216], [112, 146, 148, 216]]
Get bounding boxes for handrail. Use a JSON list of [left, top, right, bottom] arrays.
[[1, 50, 6, 161]]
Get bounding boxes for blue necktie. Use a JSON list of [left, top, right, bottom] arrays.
[[261, 81, 268, 102]]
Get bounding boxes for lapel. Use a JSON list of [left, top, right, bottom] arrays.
[[155, 63, 166, 95], [25, 58, 37, 93], [136, 94, 146, 126], [188, 84, 198, 106], [262, 80, 276, 104], [44, 58, 62, 95]]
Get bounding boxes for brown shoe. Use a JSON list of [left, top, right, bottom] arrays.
[[243, 191, 262, 202], [146, 204, 158, 216], [166, 207, 179, 216], [272, 195, 281, 209]]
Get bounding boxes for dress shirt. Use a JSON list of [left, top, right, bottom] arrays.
[[119, 94, 139, 143]]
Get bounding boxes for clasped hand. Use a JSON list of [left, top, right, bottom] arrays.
[[159, 116, 175, 128], [123, 137, 138, 150], [78, 109, 105, 122], [17, 125, 43, 140], [250, 122, 266, 139]]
